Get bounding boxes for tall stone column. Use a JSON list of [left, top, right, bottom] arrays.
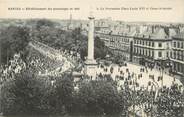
[[0, 40, 1, 65], [87, 15, 95, 60], [84, 13, 97, 78]]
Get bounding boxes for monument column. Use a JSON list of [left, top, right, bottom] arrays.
[[84, 13, 97, 78], [0, 40, 1, 65], [87, 15, 95, 60]]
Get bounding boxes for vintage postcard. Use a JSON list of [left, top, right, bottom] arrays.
[[0, 0, 184, 117]]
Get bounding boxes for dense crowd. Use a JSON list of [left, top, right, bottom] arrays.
[[0, 40, 82, 85], [79, 62, 184, 116], [0, 54, 26, 84], [27, 49, 64, 75]]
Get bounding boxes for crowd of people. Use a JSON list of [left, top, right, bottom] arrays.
[[27, 49, 64, 75], [0, 40, 81, 85], [0, 54, 26, 84], [29, 40, 81, 76], [77, 62, 184, 116], [93, 62, 183, 90]]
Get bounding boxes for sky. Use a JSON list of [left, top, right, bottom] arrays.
[[0, 0, 184, 23]]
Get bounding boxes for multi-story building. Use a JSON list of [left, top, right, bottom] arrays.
[[96, 22, 184, 75], [171, 31, 184, 76], [96, 25, 136, 61], [133, 26, 172, 67], [95, 18, 111, 30]]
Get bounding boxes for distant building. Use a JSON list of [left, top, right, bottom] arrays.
[[95, 25, 136, 61], [95, 22, 184, 77], [95, 18, 112, 29], [171, 31, 184, 76], [133, 26, 172, 67]]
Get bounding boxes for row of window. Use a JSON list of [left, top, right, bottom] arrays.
[[110, 42, 129, 51], [158, 51, 169, 58], [100, 34, 130, 43], [173, 41, 184, 49], [134, 48, 184, 60], [101, 35, 173, 50], [134, 39, 155, 47], [171, 50, 184, 61], [133, 47, 154, 57], [100, 34, 184, 50], [110, 37, 129, 43], [173, 62, 184, 74], [133, 47, 170, 58]]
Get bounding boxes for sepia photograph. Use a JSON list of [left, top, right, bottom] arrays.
[[0, 0, 184, 117]]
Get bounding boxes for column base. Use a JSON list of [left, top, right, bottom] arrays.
[[84, 59, 98, 78]]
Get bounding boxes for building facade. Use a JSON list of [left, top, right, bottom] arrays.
[[95, 26, 135, 61], [133, 27, 172, 67], [95, 22, 184, 77], [171, 31, 184, 76]]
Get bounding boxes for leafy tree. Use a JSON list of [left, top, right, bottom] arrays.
[[72, 80, 123, 116], [76, 81, 102, 115], [95, 81, 122, 115], [0, 70, 74, 115], [0, 69, 45, 115], [0, 26, 30, 64], [94, 36, 111, 59], [36, 19, 55, 30], [55, 73, 74, 113], [32, 20, 110, 60]]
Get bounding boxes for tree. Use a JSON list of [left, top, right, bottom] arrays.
[[32, 23, 111, 60], [36, 19, 55, 30], [0, 26, 30, 64], [0, 69, 45, 115], [76, 81, 102, 115], [72, 80, 122, 116], [55, 73, 74, 113], [95, 81, 122, 115], [94, 36, 111, 59]]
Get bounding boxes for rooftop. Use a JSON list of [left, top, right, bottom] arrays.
[[136, 27, 170, 40], [173, 31, 184, 39]]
